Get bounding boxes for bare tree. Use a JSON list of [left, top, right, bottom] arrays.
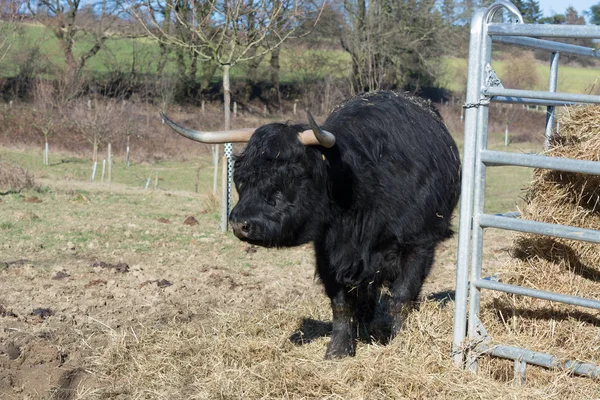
[[340, 0, 449, 93], [70, 98, 124, 162], [27, 0, 128, 88], [31, 78, 59, 165], [129, 0, 320, 130]]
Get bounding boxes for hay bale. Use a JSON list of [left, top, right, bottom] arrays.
[[483, 105, 600, 366], [506, 105, 600, 288]]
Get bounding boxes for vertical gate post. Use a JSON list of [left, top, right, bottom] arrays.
[[452, 7, 486, 368], [466, 30, 493, 374], [452, 0, 524, 369]]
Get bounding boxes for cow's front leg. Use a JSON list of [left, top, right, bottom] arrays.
[[325, 290, 355, 359]]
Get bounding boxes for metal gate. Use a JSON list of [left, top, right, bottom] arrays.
[[451, 0, 600, 381]]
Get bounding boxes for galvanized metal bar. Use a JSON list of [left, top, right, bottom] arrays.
[[484, 0, 523, 24], [545, 52, 560, 149], [488, 23, 600, 38], [481, 149, 600, 175], [484, 87, 600, 104], [492, 96, 578, 107], [452, 7, 487, 368], [478, 214, 600, 244], [477, 343, 600, 378], [514, 359, 527, 386], [491, 36, 600, 58], [466, 15, 495, 373], [472, 279, 600, 309]]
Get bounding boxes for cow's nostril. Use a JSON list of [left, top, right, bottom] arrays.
[[231, 221, 253, 239]]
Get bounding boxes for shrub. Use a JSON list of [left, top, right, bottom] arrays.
[[0, 161, 36, 193]]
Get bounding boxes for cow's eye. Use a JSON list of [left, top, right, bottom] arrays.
[[273, 192, 284, 206], [263, 188, 283, 207], [262, 188, 276, 206]]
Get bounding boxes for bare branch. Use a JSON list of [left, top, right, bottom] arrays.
[[125, 0, 323, 68]]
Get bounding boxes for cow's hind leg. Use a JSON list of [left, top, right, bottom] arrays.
[[388, 244, 435, 337], [352, 290, 377, 342]]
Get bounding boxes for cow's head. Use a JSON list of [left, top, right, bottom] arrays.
[[160, 112, 335, 247]]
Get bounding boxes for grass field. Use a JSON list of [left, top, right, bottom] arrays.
[[0, 133, 537, 215], [0, 147, 216, 194]]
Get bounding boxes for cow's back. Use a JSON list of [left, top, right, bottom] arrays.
[[321, 91, 461, 244]]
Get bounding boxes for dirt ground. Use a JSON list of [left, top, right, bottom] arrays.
[[1, 176, 598, 399]]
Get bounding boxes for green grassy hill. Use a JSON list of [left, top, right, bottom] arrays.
[[440, 56, 600, 95]]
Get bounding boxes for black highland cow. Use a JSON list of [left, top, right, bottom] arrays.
[[161, 91, 461, 358]]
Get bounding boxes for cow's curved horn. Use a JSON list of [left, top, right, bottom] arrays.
[[301, 111, 336, 148], [160, 111, 255, 143]]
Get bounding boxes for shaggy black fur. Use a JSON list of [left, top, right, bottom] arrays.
[[230, 91, 461, 358]]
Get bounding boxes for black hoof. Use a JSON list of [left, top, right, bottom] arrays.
[[324, 340, 355, 359]]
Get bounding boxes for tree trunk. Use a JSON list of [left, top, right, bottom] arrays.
[[93, 139, 98, 163], [270, 47, 281, 88], [176, 48, 187, 79], [223, 65, 231, 130], [269, 47, 282, 114], [189, 51, 198, 83], [212, 144, 219, 196], [57, 31, 78, 77], [342, 0, 366, 93], [245, 47, 265, 100], [157, 42, 169, 77]]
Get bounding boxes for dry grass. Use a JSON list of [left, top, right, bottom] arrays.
[[83, 296, 600, 399], [476, 105, 600, 381]]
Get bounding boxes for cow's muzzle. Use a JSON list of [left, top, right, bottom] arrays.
[[230, 220, 253, 240]]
